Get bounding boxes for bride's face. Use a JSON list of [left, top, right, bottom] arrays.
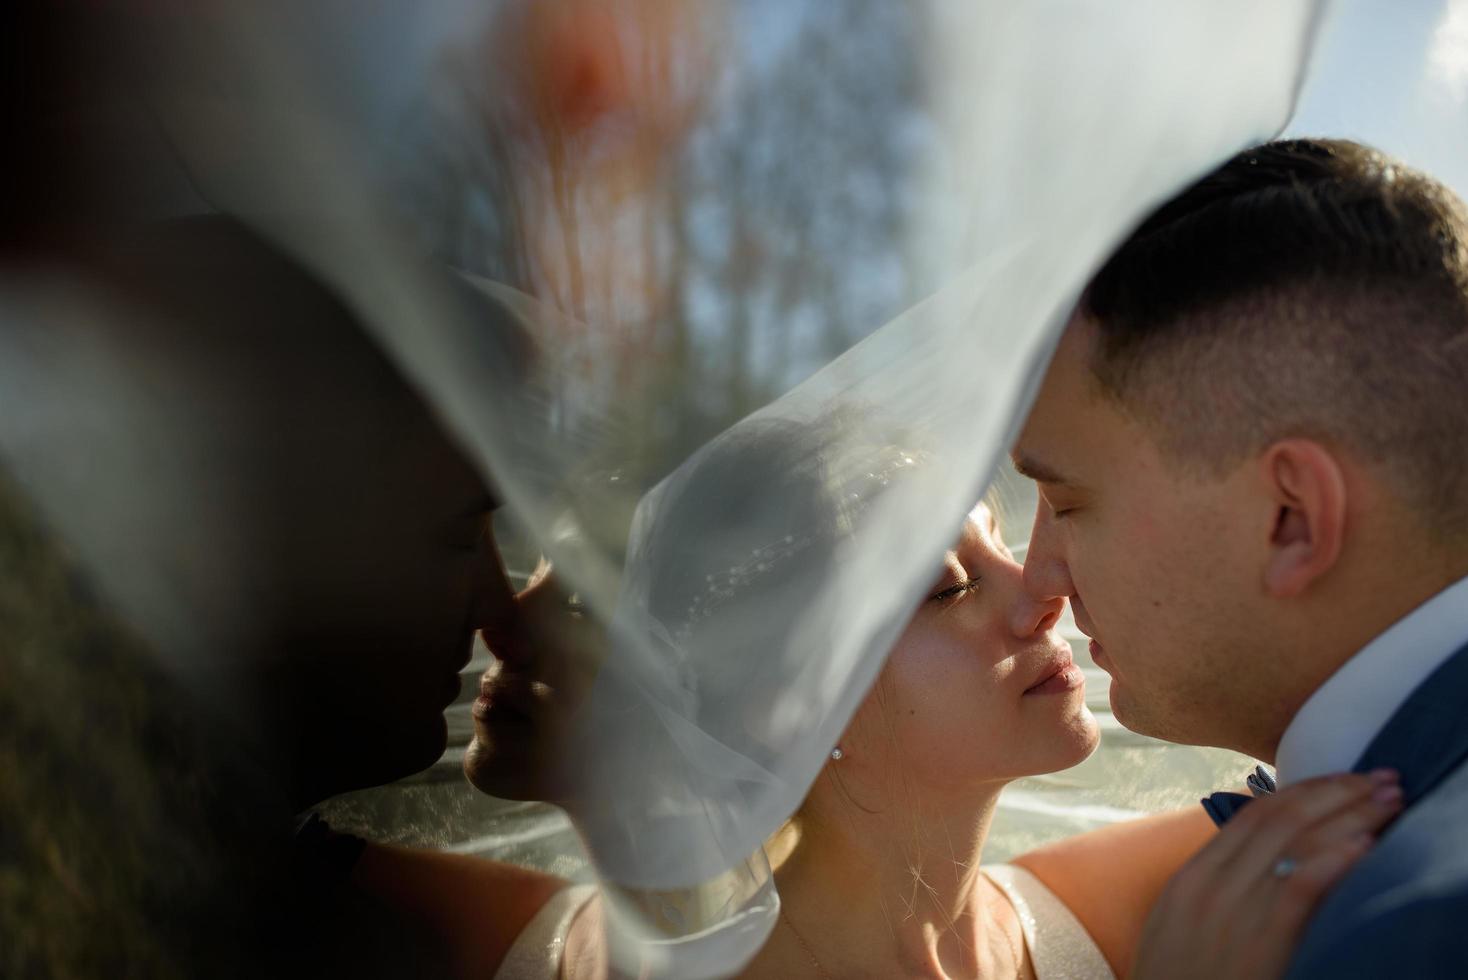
[[465, 562, 604, 803], [465, 501, 1098, 806], [839, 504, 1099, 791]]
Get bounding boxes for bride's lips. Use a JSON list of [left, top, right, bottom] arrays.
[[1023, 651, 1084, 696], [472, 692, 533, 725], [473, 672, 541, 724]]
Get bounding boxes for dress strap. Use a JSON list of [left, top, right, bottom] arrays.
[[494, 884, 597, 979], [981, 864, 1115, 980]]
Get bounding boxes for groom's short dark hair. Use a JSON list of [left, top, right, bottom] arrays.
[[1081, 138, 1468, 538]]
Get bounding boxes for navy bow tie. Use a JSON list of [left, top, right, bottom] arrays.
[[1201, 765, 1277, 826]]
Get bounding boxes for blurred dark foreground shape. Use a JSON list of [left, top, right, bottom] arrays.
[[0, 214, 532, 977], [0, 463, 285, 979], [0, 8, 532, 975]]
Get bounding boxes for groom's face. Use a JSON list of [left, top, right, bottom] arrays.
[[1012, 320, 1264, 750]]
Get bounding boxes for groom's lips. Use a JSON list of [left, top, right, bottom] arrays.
[[1070, 599, 1107, 667]]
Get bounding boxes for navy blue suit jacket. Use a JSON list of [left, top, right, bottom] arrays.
[[1281, 637, 1468, 978]]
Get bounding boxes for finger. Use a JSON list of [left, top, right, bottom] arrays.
[[1168, 771, 1387, 913], [1236, 770, 1398, 873], [1276, 780, 1402, 868], [1198, 770, 1392, 876], [1212, 770, 1398, 911], [1315, 777, 1401, 837], [1251, 831, 1375, 956], [1213, 833, 1377, 980]]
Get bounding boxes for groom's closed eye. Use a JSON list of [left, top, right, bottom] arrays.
[[1041, 491, 1080, 519]]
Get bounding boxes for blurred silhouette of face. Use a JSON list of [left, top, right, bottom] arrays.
[[464, 559, 603, 804], [463, 504, 1099, 806], [245, 355, 507, 805], [34, 219, 520, 808]]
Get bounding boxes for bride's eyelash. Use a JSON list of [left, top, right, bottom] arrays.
[[929, 577, 980, 603]]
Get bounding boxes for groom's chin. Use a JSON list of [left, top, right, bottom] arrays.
[[1107, 684, 1201, 747], [1107, 682, 1154, 738]]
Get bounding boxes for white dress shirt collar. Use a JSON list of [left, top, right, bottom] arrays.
[[1275, 574, 1468, 786]]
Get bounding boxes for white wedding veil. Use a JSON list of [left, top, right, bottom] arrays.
[[2, 1, 1335, 976]]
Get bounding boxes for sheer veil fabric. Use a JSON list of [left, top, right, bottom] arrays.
[[13, 1, 1325, 976]]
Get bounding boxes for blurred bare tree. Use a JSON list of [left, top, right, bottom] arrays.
[[394, 0, 925, 496]]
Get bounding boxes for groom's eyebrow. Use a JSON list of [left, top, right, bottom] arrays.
[[1011, 453, 1074, 487]]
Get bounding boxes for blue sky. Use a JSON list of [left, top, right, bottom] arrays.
[[1288, 0, 1468, 196], [318, 1, 1468, 199]]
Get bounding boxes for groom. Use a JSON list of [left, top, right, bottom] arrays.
[[1013, 138, 1468, 976]]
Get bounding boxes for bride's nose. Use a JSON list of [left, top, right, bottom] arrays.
[[472, 521, 530, 667]]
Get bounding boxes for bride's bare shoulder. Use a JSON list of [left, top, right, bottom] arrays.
[[1010, 807, 1218, 976]]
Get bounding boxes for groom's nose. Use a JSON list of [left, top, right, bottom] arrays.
[[1021, 499, 1075, 603], [1008, 586, 1064, 639]]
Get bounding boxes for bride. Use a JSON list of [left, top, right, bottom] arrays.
[[354, 420, 1399, 979]]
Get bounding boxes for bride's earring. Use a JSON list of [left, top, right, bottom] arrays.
[[830, 747, 844, 761]]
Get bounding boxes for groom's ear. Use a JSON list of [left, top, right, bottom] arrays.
[[1259, 439, 1347, 598]]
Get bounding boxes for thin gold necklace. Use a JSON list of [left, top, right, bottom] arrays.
[[780, 908, 834, 980]]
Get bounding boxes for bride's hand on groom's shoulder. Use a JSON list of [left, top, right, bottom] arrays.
[[1128, 769, 1403, 980]]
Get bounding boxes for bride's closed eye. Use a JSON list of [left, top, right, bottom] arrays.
[[929, 577, 981, 603]]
